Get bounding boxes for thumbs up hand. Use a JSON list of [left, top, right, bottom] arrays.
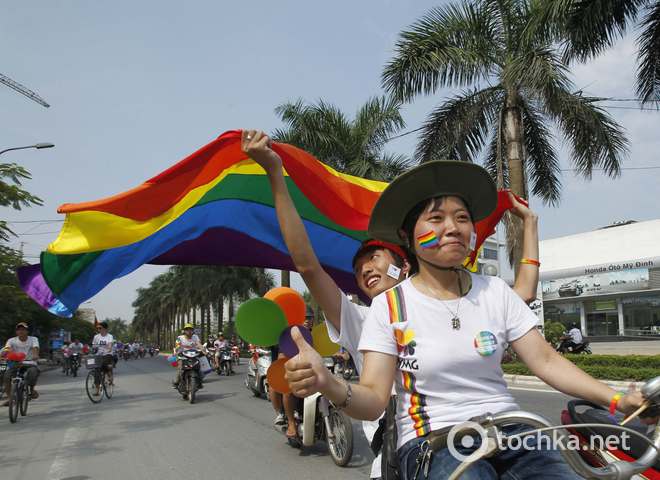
[[285, 326, 330, 397]]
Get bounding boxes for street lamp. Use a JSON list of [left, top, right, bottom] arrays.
[[0, 143, 54, 156]]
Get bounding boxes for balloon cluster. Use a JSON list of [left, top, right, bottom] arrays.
[[235, 287, 340, 394]]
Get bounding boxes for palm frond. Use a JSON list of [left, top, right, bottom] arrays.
[[504, 46, 572, 101], [561, 0, 647, 61], [520, 99, 561, 205], [352, 96, 406, 155], [382, 1, 500, 101], [415, 86, 504, 163], [545, 91, 629, 178], [636, 1, 660, 103]]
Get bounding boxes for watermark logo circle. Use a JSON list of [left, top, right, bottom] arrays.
[[446, 421, 491, 462]]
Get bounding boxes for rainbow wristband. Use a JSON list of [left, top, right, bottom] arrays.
[[609, 392, 625, 417], [521, 258, 541, 267]]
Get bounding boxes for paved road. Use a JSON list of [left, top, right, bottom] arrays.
[[1, 357, 572, 480]]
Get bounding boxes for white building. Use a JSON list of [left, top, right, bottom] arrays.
[[540, 220, 660, 338]]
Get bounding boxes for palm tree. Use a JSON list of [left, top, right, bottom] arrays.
[[382, 0, 629, 266], [539, 0, 660, 103], [273, 96, 414, 182]]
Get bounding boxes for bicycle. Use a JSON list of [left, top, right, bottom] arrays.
[[8, 362, 32, 423], [85, 355, 114, 404]]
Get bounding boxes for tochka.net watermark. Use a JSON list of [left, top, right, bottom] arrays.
[[446, 421, 631, 462]]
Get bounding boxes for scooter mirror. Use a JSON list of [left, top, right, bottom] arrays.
[[641, 376, 660, 404]]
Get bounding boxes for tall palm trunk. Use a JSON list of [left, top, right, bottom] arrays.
[[228, 296, 235, 336], [503, 89, 526, 273], [217, 297, 224, 333], [281, 270, 290, 287]]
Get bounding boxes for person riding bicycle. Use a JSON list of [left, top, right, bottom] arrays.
[[172, 323, 204, 389], [285, 161, 653, 480], [242, 130, 540, 476], [2, 322, 40, 406], [91, 321, 115, 396]]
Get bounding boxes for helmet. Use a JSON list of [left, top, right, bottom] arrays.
[[183, 323, 194, 330]]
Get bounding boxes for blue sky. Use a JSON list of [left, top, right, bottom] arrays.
[[2, 1, 658, 321]]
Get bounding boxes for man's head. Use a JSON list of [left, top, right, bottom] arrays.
[[73, 338, 79, 344], [97, 321, 109, 335], [15, 322, 29, 339], [352, 240, 410, 299], [183, 323, 194, 337]]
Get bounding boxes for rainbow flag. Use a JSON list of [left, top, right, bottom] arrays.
[[18, 130, 513, 317]]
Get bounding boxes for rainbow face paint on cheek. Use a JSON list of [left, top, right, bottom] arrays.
[[417, 230, 439, 249]]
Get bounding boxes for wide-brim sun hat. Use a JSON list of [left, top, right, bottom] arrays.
[[368, 161, 497, 245]]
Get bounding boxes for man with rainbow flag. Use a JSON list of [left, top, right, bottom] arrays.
[[241, 130, 540, 479]]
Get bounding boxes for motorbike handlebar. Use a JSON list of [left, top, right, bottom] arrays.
[[449, 375, 660, 480]]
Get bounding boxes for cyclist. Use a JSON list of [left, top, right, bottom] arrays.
[[91, 321, 115, 396], [172, 323, 204, 389], [242, 130, 540, 477], [2, 322, 40, 406]]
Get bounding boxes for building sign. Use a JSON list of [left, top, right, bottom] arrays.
[[540, 257, 659, 282], [542, 268, 649, 301]]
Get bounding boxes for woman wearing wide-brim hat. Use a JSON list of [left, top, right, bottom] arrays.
[[285, 161, 654, 479]]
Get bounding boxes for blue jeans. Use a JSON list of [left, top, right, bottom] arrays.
[[398, 424, 582, 480]]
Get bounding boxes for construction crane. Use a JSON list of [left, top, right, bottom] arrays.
[[0, 72, 50, 108]]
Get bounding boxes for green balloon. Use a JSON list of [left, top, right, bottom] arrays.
[[235, 298, 287, 346]]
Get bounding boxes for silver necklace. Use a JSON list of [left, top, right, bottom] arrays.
[[439, 296, 462, 330], [420, 283, 463, 330]]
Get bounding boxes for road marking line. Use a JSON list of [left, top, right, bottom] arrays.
[[509, 386, 566, 394], [46, 425, 82, 480]]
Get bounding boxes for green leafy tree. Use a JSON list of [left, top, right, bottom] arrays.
[[273, 97, 413, 181], [0, 163, 43, 241], [382, 0, 629, 266]]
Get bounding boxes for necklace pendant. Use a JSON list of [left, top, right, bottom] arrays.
[[451, 317, 461, 330]]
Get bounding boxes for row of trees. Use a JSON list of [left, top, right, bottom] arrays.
[[130, 266, 274, 348]]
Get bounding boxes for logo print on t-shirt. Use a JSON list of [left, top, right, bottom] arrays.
[[473, 331, 498, 356], [392, 322, 416, 356]]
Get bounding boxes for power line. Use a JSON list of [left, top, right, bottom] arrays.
[[561, 166, 660, 172], [5, 219, 63, 224], [16, 231, 61, 236], [599, 104, 659, 111]]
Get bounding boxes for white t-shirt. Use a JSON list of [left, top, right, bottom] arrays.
[[569, 328, 583, 344], [5, 336, 40, 365], [326, 294, 382, 479], [93, 334, 114, 355], [214, 339, 228, 350], [358, 275, 538, 449], [175, 334, 201, 353]]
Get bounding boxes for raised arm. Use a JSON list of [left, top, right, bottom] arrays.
[[509, 192, 540, 304], [242, 130, 343, 329], [285, 328, 396, 421]]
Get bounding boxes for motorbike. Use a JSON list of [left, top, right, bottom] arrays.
[[148, 347, 155, 357], [176, 349, 204, 404], [561, 394, 660, 479], [231, 345, 241, 365], [282, 357, 354, 467], [205, 347, 219, 374], [69, 353, 81, 377], [219, 348, 234, 376], [123, 349, 130, 361], [556, 334, 592, 354], [245, 348, 271, 398], [443, 376, 660, 480]]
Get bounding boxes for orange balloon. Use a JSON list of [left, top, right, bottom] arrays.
[[267, 357, 291, 394], [264, 287, 306, 327]]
